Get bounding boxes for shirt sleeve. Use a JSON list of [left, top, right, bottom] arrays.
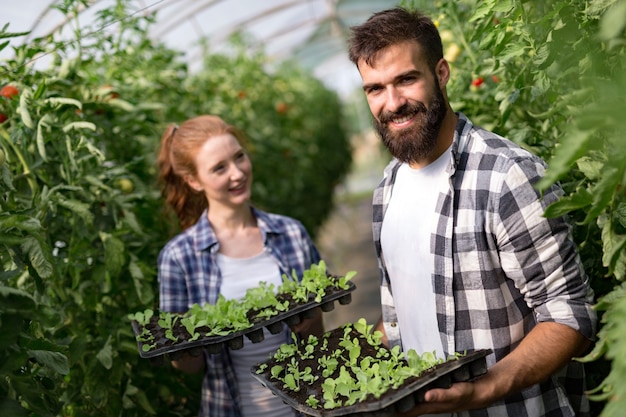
[[157, 242, 190, 313], [494, 157, 597, 340]]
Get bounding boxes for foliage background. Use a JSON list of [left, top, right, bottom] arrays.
[[1, 0, 625, 416]]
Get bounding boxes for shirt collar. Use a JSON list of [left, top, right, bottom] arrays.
[[190, 206, 284, 252], [451, 112, 473, 169]]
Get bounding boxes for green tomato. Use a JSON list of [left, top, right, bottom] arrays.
[[115, 178, 134, 193]]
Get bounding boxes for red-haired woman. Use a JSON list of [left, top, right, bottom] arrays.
[[156, 115, 323, 417]]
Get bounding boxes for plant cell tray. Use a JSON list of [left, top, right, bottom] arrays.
[[252, 348, 491, 417], [131, 280, 356, 363]]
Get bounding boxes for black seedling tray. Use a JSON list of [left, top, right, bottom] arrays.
[[131, 281, 356, 363], [252, 348, 491, 417]]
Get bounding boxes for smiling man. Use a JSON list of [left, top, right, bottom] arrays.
[[348, 7, 597, 417]]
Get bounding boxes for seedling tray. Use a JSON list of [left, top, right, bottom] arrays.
[[131, 280, 356, 362], [252, 347, 491, 417]]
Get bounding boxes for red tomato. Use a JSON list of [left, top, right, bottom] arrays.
[[1, 85, 19, 99], [276, 102, 288, 114], [471, 77, 484, 87]]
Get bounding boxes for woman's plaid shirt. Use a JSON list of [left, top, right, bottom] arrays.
[[372, 113, 596, 416]]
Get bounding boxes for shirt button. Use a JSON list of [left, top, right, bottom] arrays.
[[390, 322, 397, 327]]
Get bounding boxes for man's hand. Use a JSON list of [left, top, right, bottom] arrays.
[[397, 381, 479, 416], [397, 322, 591, 416]]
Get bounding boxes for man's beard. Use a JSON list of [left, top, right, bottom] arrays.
[[373, 83, 447, 165]]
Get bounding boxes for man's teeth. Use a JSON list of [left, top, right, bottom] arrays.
[[392, 114, 412, 124]]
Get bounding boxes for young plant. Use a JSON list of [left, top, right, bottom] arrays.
[[180, 315, 203, 341], [256, 319, 461, 411], [318, 355, 339, 378], [157, 312, 179, 342], [128, 309, 155, 342], [128, 309, 153, 326]]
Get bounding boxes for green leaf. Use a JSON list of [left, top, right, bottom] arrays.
[[44, 97, 82, 109], [21, 236, 54, 279], [0, 213, 43, 233], [36, 114, 53, 162], [17, 89, 33, 129], [56, 197, 94, 224], [100, 232, 126, 278], [599, 0, 626, 40], [493, 0, 514, 13], [537, 130, 594, 190], [543, 187, 593, 218], [27, 349, 70, 375], [96, 337, 113, 370], [62, 121, 97, 132], [577, 335, 607, 363], [584, 165, 621, 224], [107, 98, 136, 112], [576, 156, 605, 180], [469, 0, 496, 22], [130, 257, 153, 305], [532, 43, 550, 66], [0, 286, 36, 314], [499, 42, 527, 61], [530, 71, 550, 99], [600, 218, 626, 276]]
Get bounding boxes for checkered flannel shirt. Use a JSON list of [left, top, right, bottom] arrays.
[[158, 207, 321, 417], [372, 113, 597, 416]]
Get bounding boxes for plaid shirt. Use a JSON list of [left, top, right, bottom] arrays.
[[158, 207, 321, 417], [373, 113, 597, 416]]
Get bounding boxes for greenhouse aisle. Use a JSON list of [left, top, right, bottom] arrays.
[[314, 131, 389, 331], [317, 194, 382, 331]]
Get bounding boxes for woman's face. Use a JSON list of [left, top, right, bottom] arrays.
[[185, 133, 252, 210]]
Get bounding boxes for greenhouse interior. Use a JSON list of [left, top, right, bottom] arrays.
[[1, 1, 625, 416]]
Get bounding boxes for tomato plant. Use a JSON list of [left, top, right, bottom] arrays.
[[0, 1, 351, 416], [402, 1, 626, 415]]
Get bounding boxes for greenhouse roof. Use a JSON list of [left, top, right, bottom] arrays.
[[2, 0, 399, 97]]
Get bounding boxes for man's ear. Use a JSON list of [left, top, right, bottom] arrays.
[[435, 58, 451, 89]]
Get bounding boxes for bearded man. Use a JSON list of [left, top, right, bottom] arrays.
[[348, 7, 597, 417]]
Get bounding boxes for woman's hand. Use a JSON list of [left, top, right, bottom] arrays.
[[170, 349, 205, 374], [290, 307, 324, 338]]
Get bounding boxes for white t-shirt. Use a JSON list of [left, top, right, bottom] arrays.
[[218, 251, 294, 417], [380, 147, 451, 359]]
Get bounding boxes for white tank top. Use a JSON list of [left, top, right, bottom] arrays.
[[218, 251, 294, 417]]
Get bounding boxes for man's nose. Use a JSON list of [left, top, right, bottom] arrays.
[[385, 87, 406, 113]]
